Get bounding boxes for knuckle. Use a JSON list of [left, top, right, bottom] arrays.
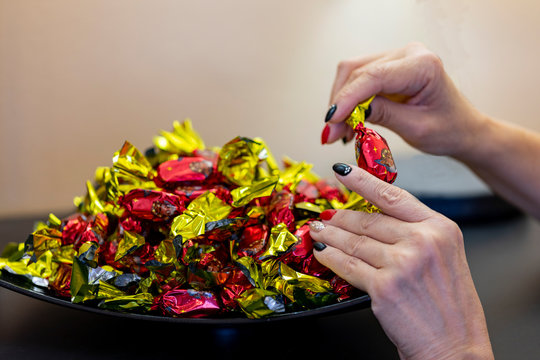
[[404, 42, 432, 58], [418, 51, 444, 76], [374, 183, 405, 207], [407, 220, 462, 262], [408, 226, 431, 244], [403, 42, 444, 79], [365, 62, 389, 82], [420, 51, 444, 68], [359, 212, 383, 232], [342, 256, 359, 278], [430, 216, 464, 247], [390, 247, 419, 270], [392, 248, 429, 288], [337, 59, 356, 74], [350, 67, 364, 79], [368, 98, 388, 125], [409, 120, 434, 142], [349, 234, 369, 258], [408, 227, 437, 252], [370, 272, 401, 304], [405, 41, 427, 51], [338, 82, 357, 101], [442, 218, 462, 239], [417, 234, 440, 262]]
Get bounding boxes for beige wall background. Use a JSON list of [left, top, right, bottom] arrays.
[[1, 0, 540, 217]]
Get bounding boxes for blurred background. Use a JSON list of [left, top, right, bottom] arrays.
[[1, 0, 540, 217]]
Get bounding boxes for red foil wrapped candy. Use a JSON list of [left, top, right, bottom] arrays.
[[0, 119, 375, 320], [345, 96, 397, 183], [154, 289, 221, 318], [120, 189, 186, 222]]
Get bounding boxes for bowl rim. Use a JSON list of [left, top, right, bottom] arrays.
[[0, 269, 371, 325]]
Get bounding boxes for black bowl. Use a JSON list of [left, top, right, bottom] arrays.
[[0, 269, 371, 325]]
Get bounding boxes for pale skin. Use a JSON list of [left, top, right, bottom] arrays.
[[310, 42, 540, 359], [309, 168, 493, 359], [323, 42, 540, 218]]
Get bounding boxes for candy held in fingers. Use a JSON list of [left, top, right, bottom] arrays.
[[345, 96, 397, 183], [355, 127, 397, 183]]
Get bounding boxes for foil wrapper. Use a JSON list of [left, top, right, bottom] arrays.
[[345, 96, 397, 183], [153, 289, 221, 318], [0, 119, 375, 319], [157, 156, 215, 184], [121, 189, 186, 222]]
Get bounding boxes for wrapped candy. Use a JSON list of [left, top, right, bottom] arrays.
[[153, 289, 221, 318], [0, 119, 377, 319], [120, 189, 186, 222], [346, 96, 397, 183], [236, 224, 269, 258], [157, 156, 215, 185]]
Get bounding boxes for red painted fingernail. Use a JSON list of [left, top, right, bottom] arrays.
[[320, 209, 336, 221], [321, 124, 330, 145]]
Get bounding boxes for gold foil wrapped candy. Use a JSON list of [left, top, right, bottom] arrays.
[[0, 119, 376, 319]]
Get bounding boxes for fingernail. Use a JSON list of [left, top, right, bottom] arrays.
[[365, 104, 372, 119], [309, 220, 325, 232], [332, 163, 352, 176], [325, 104, 337, 123], [320, 209, 336, 221], [313, 242, 327, 251], [341, 136, 347, 144], [321, 124, 330, 145]]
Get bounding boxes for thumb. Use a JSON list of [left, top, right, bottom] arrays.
[[333, 163, 434, 222], [367, 96, 425, 138]]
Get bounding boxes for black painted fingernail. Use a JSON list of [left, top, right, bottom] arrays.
[[325, 104, 337, 123], [342, 136, 347, 144], [365, 104, 372, 119], [313, 242, 327, 251], [332, 163, 352, 176]]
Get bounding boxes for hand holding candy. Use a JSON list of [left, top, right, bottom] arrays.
[[323, 41, 540, 218], [309, 163, 494, 359], [322, 42, 486, 160]]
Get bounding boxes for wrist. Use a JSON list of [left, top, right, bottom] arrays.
[[451, 111, 496, 166], [444, 343, 494, 360], [451, 342, 494, 360], [401, 341, 494, 360]]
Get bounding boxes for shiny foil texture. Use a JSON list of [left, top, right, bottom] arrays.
[[157, 156, 215, 184], [0, 119, 376, 319], [355, 127, 397, 184], [154, 289, 221, 318], [345, 96, 397, 184], [121, 189, 186, 222]]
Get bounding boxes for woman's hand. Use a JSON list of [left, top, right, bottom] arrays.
[[309, 163, 494, 360], [322, 42, 486, 159]]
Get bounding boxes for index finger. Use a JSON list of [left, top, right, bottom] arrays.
[[329, 53, 439, 124], [330, 52, 386, 104], [333, 163, 434, 222]]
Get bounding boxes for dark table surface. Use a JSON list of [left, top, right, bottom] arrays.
[[1, 213, 540, 359]]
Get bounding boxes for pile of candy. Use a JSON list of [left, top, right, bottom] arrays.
[[0, 117, 384, 319]]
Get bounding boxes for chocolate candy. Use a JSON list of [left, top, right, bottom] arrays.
[[0, 119, 375, 319], [346, 96, 397, 183]]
